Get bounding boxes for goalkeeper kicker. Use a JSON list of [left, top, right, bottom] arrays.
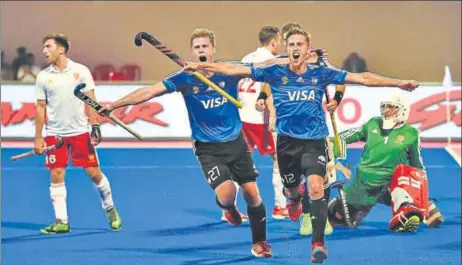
[[326, 93, 444, 232]]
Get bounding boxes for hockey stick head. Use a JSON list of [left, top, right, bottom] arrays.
[[54, 136, 64, 148], [74, 83, 103, 111], [134, 32, 146, 47]]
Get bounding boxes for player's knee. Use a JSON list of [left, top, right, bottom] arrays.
[[50, 168, 65, 183], [84, 166, 103, 182], [215, 180, 237, 206], [240, 181, 262, 207], [307, 174, 324, 200]]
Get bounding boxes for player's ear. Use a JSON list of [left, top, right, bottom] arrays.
[[58, 46, 65, 55]]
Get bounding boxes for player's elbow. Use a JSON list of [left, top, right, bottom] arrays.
[[359, 72, 385, 86]]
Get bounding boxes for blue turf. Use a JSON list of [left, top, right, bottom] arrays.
[[1, 148, 461, 265]]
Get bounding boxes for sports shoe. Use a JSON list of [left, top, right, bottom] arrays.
[[221, 209, 248, 224], [251, 241, 272, 258], [286, 184, 305, 221], [311, 242, 328, 263], [221, 207, 246, 226], [300, 213, 333, 236], [106, 207, 122, 231], [389, 204, 423, 232], [272, 206, 289, 219], [40, 219, 70, 234]]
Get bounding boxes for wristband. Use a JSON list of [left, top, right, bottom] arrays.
[[333, 91, 344, 104], [257, 91, 268, 100]]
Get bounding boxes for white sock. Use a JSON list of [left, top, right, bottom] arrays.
[[233, 181, 240, 205], [50, 182, 68, 223], [272, 167, 287, 208], [94, 174, 114, 211]]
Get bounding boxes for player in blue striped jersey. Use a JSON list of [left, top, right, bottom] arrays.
[[99, 28, 272, 258], [183, 27, 419, 263]]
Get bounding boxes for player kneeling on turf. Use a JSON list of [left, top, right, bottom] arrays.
[[326, 93, 444, 232]]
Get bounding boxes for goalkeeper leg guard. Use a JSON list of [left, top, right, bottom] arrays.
[[388, 165, 428, 232]]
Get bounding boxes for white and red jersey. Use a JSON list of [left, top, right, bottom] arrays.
[[35, 59, 95, 137], [238, 47, 276, 124]]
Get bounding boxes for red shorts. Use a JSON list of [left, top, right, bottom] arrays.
[[45, 132, 99, 169], [242, 122, 275, 155]]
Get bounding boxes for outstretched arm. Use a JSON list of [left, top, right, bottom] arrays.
[[188, 62, 252, 78], [345, 72, 419, 91], [105, 81, 168, 111], [185, 58, 277, 79]]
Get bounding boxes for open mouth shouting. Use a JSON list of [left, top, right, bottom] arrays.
[[292, 51, 301, 62], [199, 55, 207, 62]]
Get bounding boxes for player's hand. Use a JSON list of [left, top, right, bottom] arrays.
[[326, 99, 339, 113], [91, 124, 102, 146], [306, 48, 328, 64], [183, 61, 199, 74], [268, 115, 276, 132], [255, 99, 266, 112], [34, 138, 46, 154], [98, 104, 113, 117], [398, 80, 419, 91]]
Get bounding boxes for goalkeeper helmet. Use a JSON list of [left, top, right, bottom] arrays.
[[380, 93, 410, 129]]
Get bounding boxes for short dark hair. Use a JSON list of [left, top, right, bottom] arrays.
[[43, 33, 70, 53], [285, 27, 311, 45], [258, 26, 280, 46], [281, 22, 302, 40]]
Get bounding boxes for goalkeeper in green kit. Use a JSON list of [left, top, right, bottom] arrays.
[[325, 93, 444, 232]]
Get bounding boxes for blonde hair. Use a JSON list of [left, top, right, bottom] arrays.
[[282, 22, 302, 40], [43, 33, 71, 53], [190, 28, 216, 47], [285, 27, 311, 45]]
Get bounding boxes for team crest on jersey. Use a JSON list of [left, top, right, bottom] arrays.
[[396, 135, 405, 144], [47, 79, 53, 84], [73, 72, 80, 80], [281, 76, 288, 84], [192, 86, 199, 94], [89, 154, 95, 161], [218, 81, 225, 88]]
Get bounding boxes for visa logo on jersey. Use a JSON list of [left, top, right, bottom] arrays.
[[288, 90, 316, 101], [200, 97, 228, 109]]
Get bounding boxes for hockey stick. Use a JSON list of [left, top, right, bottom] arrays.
[[11, 136, 64, 161], [315, 51, 358, 229], [134, 31, 243, 108], [73, 83, 143, 140]]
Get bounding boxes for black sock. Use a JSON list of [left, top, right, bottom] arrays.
[[310, 198, 328, 244], [247, 202, 267, 244], [302, 187, 311, 214]]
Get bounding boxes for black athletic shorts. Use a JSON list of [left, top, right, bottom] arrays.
[[276, 134, 329, 188], [193, 133, 259, 190]]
